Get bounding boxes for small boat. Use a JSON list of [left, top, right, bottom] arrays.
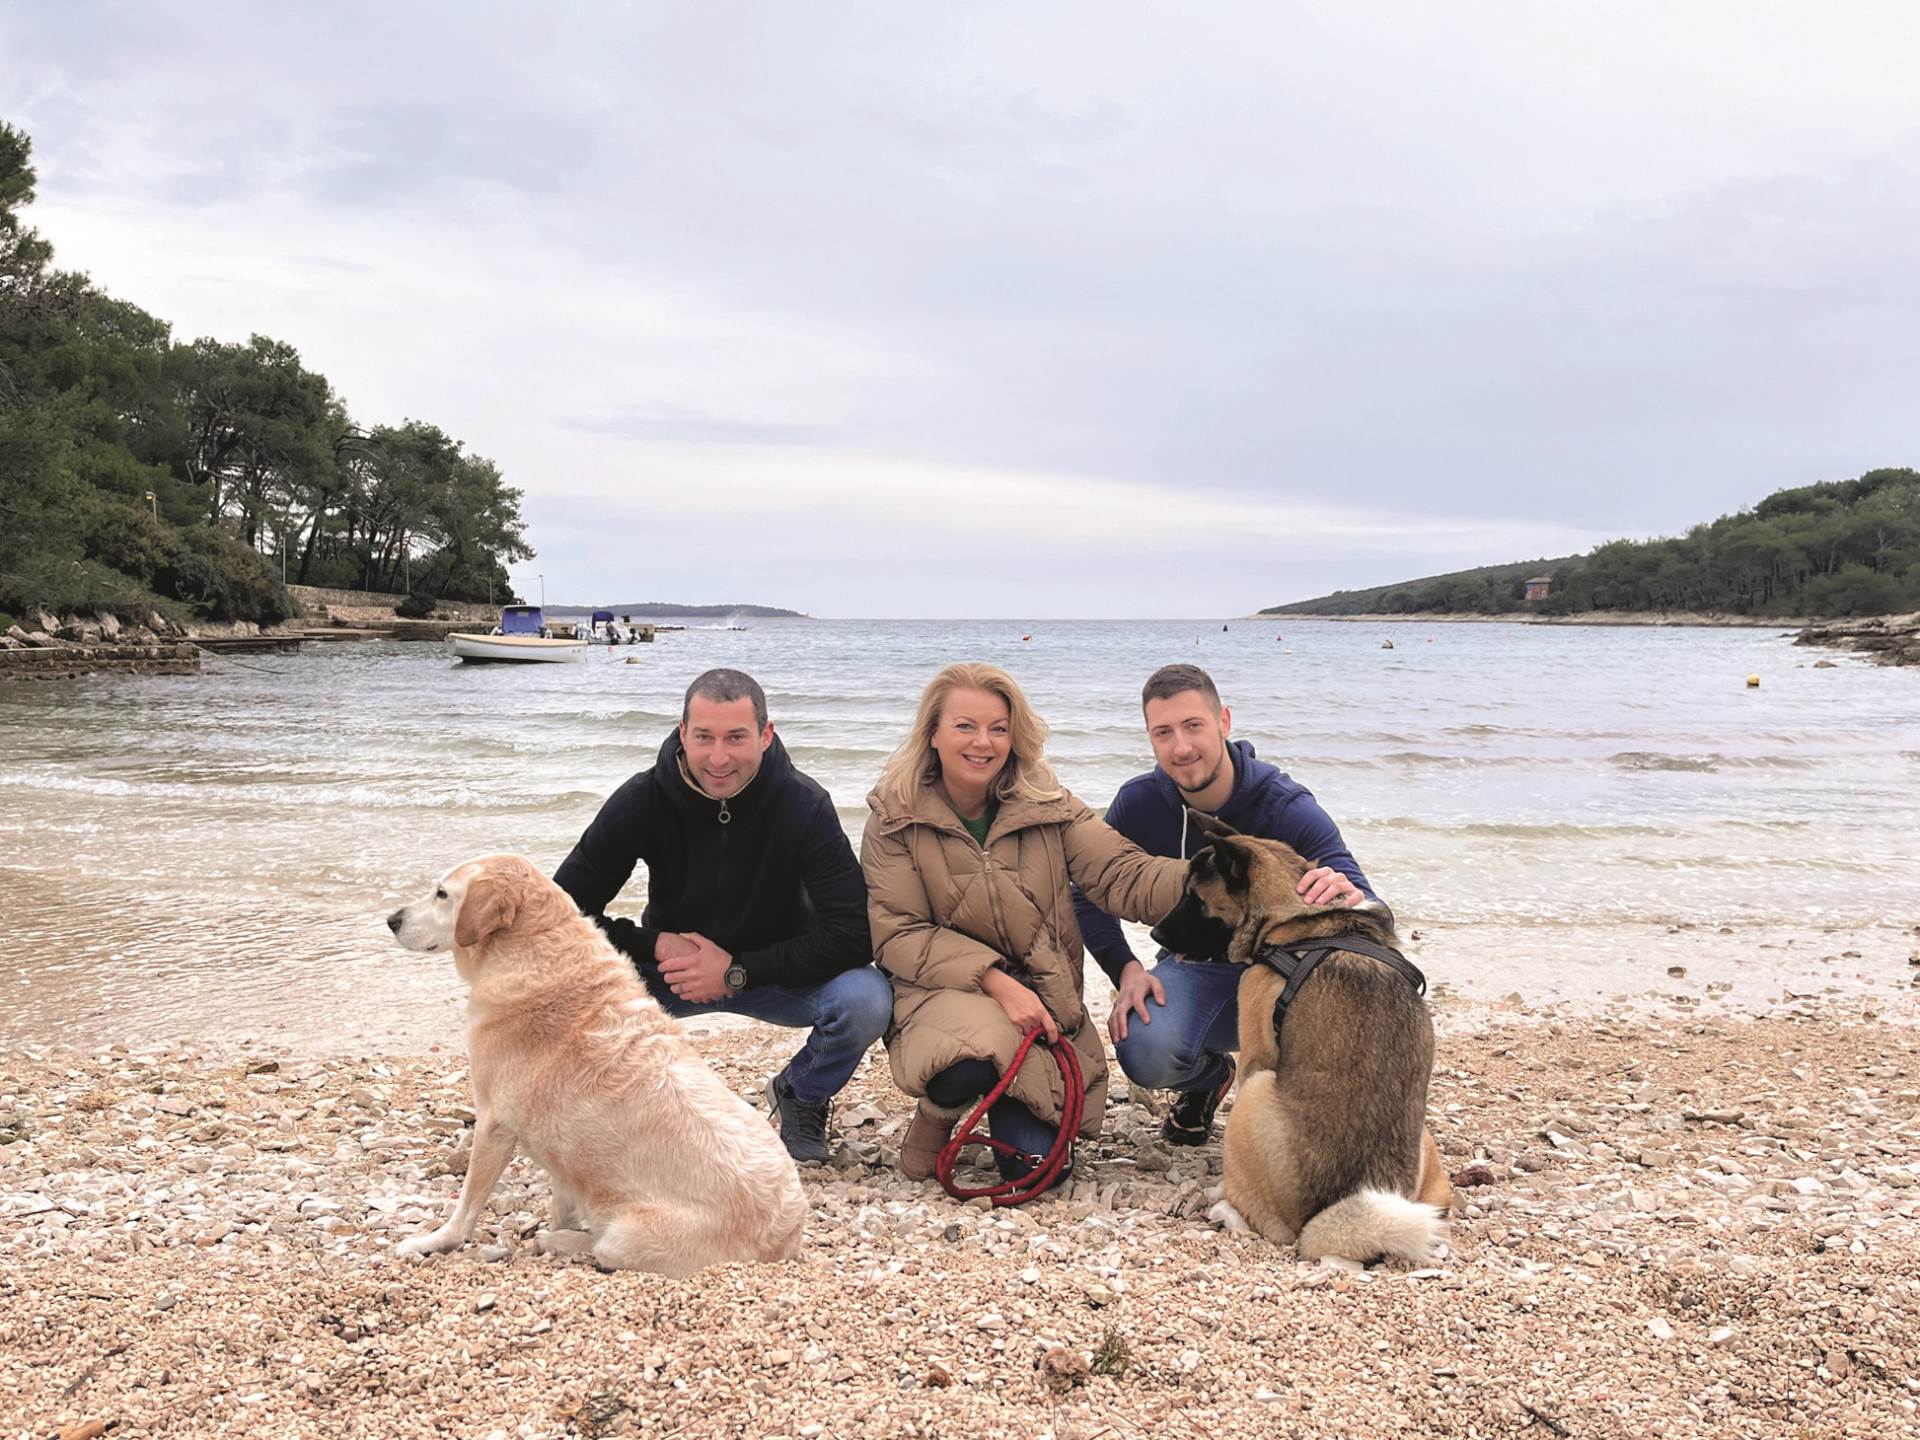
[[447, 605, 586, 663]]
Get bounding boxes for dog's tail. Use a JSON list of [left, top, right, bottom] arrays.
[[1297, 1188, 1445, 1265]]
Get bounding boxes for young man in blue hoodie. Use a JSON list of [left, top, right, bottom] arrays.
[[1072, 663, 1388, 1148]]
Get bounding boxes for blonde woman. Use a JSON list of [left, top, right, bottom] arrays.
[[861, 663, 1187, 1191]]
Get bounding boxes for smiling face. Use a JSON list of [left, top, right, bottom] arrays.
[[1144, 689, 1232, 799], [680, 694, 773, 799], [931, 685, 1012, 813]]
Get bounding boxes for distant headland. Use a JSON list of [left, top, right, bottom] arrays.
[[1259, 467, 1918, 623]]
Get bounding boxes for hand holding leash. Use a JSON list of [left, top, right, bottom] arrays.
[[982, 967, 1058, 1042]]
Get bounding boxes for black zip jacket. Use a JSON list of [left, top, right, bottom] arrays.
[[553, 730, 870, 990]]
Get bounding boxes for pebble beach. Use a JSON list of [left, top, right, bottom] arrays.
[[6, 621, 1918, 1437], [9, 979, 1920, 1440]]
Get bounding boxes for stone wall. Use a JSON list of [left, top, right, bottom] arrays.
[[287, 584, 500, 622], [287, 584, 407, 611]]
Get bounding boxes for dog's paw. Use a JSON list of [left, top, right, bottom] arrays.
[[396, 1228, 456, 1260], [534, 1227, 594, 1257], [1207, 1199, 1250, 1233]]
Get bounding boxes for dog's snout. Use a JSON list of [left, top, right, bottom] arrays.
[[387, 909, 404, 934]]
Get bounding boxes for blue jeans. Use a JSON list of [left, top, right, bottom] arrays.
[[1112, 959, 1240, 1094], [638, 963, 893, 1106]]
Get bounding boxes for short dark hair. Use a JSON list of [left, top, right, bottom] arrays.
[[1141, 663, 1221, 714], [682, 668, 768, 729]]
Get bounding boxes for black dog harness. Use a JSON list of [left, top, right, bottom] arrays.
[[1250, 933, 1427, 1030]]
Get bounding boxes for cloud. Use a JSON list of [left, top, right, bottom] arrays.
[[5, 2, 1918, 614], [560, 406, 843, 446]]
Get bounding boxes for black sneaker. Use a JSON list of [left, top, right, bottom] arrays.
[[1162, 1057, 1235, 1148], [765, 1068, 832, 1165]]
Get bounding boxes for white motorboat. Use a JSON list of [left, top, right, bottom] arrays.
[[446, 605, 586, 663]]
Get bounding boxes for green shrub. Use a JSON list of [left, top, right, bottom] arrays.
[[395, 591, 438, 619], [155, 525, 292, 625], [0, 552, 155, 617], [81, 499, 173, 584], [1799, 564, 1909, 618]]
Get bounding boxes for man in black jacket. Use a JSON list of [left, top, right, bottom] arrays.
[[554, 668, 888, 1164]]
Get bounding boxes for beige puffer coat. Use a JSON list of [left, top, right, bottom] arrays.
[[861, 782, 1187, 1136]]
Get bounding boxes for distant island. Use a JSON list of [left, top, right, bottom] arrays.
[[547, 603, 807, 619], [1261, 467, 1919, 621]]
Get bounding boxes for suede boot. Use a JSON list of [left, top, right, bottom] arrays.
[[899, 1101, 958, 1180]]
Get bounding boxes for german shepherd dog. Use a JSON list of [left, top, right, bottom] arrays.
[[1150, 813, 1451, 1263]]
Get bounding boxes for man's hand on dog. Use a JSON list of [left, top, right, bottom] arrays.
[[1108, 959, 1166, 1044], [1297, 866, 1361, 908], [658, 931, 735, 1003]]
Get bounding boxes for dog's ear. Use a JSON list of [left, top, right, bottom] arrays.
[[454, 868, 520, 948], [1202, 834, 1252, 892], [1187, 808, 1240, 840]]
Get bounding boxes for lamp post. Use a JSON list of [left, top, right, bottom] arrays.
[[144, 491, 157, 522], [538, 573, 545, 609]]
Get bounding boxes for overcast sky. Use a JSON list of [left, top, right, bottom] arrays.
[[6, 2, 1918, 616]]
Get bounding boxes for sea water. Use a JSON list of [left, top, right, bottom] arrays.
[[2, 618, 1915, 1050]]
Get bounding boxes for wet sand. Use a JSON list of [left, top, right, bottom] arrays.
[[6, 976, 1919, 1439]]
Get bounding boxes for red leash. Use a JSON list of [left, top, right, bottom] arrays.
[[935, 1027, 1084, 1207]]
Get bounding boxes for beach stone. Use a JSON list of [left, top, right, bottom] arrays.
[[7, 1005, 1920, 1437]]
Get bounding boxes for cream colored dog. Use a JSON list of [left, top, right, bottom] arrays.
[[386, 853, 805, 1276]]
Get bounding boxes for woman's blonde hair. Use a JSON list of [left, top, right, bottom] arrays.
[[877, 663, 1062, 809]]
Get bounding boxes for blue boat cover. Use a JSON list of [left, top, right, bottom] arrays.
[[591, 610, 615, 625], [499, 606, 543, 636]]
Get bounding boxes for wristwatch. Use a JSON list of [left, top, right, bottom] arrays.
[[724, 962, 748, 995]]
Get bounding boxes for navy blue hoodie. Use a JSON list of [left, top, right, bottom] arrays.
[[1072, 739, 1385, 984], [553, 730, 870, 990]]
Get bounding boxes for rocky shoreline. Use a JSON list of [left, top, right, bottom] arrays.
[[0, 610, 201, 680], [1793, 612, 1920, 668], [6, 1004, 1917, 1438]]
